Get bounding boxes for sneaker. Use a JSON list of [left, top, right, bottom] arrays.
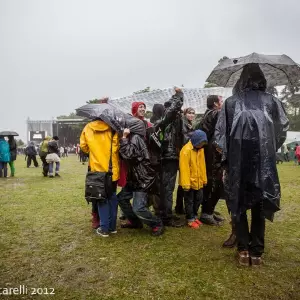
[[188, 220, 200, 229], [109, 230, 117, 234], [163, 219, 185, 227], [96, 228, 109, 237], [200, 214, 221, 226], [222, 233, 237, 248], [55, 173, 61, 177], [121, 221, 143, 229], [194, 219, 202, 226], [49, 175, 54, 178], [250, 256, 262, 266], [237, 251, 250, 266], [152, 225, 165, 236], [213, 211, 225, 222]]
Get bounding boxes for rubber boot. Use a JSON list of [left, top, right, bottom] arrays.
[[91, 212, 100, 229], [222, 220, 237, 248]]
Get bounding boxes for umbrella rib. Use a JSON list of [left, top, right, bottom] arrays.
[[264, 63, 294, 86], [224, 66, 245, 87]]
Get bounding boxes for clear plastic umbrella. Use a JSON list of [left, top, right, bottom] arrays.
[[206, 53, 300, 87]]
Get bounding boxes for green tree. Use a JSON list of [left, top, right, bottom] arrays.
[[204, 82, 218, 88], [266, 86, 278, 96], [86, 99, 100, 104], [133, 87, 151, 94], [16, 139, 25, 147], [218, 56, 229, 63], [57, 112, 84, 119]]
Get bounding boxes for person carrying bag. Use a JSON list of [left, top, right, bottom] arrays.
[[80, 120, 120, 237]]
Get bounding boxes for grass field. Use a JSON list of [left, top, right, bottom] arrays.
[[0, 155, 300, 300]]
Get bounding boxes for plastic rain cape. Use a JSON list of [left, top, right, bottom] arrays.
[[214, 64, 289, 221]]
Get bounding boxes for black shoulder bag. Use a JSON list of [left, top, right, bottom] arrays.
[[85, 131, 115, 203]]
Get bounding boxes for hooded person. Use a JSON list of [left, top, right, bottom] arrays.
[[179, 130, 207, 228], [26, 141, 39, 168], [146, 103, 165, 217], [119, 117, 164, 236], [0, 137, 11, 178], [214, 63, 289, 266], [159, 88, 185, 227], [80, 119, 120, 237], [39, 136, 51, 177]]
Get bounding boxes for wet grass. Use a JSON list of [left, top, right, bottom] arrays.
[[0, 155, 300, 299]]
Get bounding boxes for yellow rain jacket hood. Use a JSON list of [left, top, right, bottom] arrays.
[[80, 120, 120, 182], [179, 141, 207, 191]]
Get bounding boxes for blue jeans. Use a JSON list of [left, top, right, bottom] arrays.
[[97, 193, 118, 233], [133, 191, 162, 228], [49, 162, 60, 175]]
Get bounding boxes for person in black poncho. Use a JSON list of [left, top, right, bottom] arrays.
[[214, 63, 289, 266]]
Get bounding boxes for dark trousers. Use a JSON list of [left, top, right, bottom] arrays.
[[0, 162, 8, 177], [202, 178, 223, 215], [175, 186, 184, 213], [148, 164, 161, 216], [40, 156, 49, 176], [184, 189, 203, 221], [161, 159, 179, 221], [236, 201, 265, 257], [27, 155, 38, 167]]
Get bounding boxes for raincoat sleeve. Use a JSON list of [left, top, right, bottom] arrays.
[[179, 148, 191, 191], [159, 91, 184, 130], [214, 102, 228, 163], [273, 97, 289, 150], [200, 149, 207, 186], [80, 126, 90, 154], [119, 136, 143, 162]]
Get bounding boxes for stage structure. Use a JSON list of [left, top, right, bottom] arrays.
[[26, 118, 87, 145]]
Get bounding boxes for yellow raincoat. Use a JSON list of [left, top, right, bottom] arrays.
[[179, 141, 207, 191], [80, 120, 120, 182]]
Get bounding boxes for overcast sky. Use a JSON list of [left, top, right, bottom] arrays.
[[1, 0, 300, 140]]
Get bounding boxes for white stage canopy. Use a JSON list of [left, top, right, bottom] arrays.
[[109, 87, 232, 114]]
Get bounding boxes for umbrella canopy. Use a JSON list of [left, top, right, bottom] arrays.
[[76, 103, 144, 135], [206, 53, 300, 87], [0, 131, 19, 136]]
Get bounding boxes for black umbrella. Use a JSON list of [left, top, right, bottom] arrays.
[[76, 103, 144, 135], [206, 53, 300, 87], [0, 131, 19, 136]]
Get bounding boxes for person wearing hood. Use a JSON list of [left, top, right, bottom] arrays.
[[159, 88, 184, 227], [80, 119, 120, 237], [214, 63, 289, 266], [26, 141, 39, 168], [39, 136, 51, 177], [146, 103, 165, 217], [0, 137, 11, 178], [175, 107, 196, 215], [179, 130, 207, 228], [119, 117, 164, 236], [8, 136, 17, 177]]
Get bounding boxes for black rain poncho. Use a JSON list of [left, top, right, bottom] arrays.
[[119, 117, 155, 191], [214, 64, 289, 221]]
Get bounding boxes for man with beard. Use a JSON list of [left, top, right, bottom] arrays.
[[197, 95, 225, 226]]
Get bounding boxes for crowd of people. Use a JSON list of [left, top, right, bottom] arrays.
[[79, 63, 289, 266]]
